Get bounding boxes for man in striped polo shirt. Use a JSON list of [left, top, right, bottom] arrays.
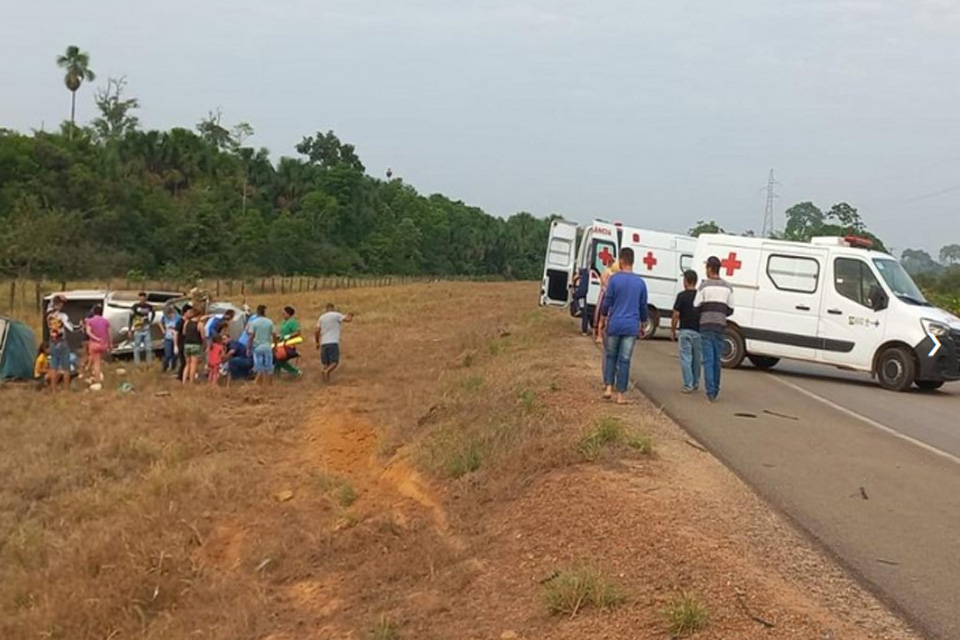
[[694, 256, 734, 402]]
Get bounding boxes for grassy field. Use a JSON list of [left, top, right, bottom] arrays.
[[0, 282, 920, 640]]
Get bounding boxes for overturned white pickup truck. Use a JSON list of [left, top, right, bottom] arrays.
[[41, 290, 248, 356]]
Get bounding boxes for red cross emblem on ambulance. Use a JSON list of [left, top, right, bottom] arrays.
[[642, 251, 658, 271], [598, 246, 615, 267], [721, 252, 742, 276]]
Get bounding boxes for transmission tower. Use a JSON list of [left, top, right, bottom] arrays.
[[761, 169, 780, 237]]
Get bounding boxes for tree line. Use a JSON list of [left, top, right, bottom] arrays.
[[0, 46, 553, 282]]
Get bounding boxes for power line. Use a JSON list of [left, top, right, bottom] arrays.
[[761, 169, 780, 237]]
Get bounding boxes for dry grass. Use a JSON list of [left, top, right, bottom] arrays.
[[664, 592, 710, 636], [366, 614, 401, 640], [2, 282, 536, 640], [543, 567, 626, 617], [579, 416, 654, 461], [5, 281, 604, 639]]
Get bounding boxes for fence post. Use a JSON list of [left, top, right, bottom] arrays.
[[241, 281, 246, 296], [260, 278, 265, 294], [35, 282, 41, 313], [8, 281, 14, 313], [216, 279, 221, 297]]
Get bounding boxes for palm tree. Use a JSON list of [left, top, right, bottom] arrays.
[[56, 45, 96, 139]]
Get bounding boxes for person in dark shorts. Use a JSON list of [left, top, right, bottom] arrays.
[[671, 270, 702, 393], [46, 295, 78, 392], [181, 308, 204, 385], [176, 303, 192, 381], [314, 303, 353, 382]]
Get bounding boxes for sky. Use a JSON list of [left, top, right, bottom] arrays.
[[3, 0, 960, 255]]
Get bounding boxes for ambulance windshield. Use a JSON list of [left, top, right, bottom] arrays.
[[872, 259, 929, 306]]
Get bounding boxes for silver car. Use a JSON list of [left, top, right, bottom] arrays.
[[42, 290, 248, 355]]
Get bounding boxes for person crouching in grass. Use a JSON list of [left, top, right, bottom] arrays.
[[34, 342, 50, 390], [207, 329, 234, 387]]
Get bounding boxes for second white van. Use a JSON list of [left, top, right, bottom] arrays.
[[693, 234, 960, 391]]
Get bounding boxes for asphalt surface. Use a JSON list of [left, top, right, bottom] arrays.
[[631, 339, 960, 640]]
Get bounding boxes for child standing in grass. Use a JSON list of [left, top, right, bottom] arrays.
[[34, 342, 49, 390], [207, 328, 226, 386]]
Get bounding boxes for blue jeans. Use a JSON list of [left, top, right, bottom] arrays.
[[603, 334, 637, 393], [678, 329, 702, 390], [253, 345, 274, 374], [50, 341, 72, 372], [701, 330, 725, 399], [133, 329, 153, 365], [162, 338, 176, 371]]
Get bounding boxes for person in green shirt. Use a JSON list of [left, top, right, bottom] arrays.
[[275, 305, 302, 378]]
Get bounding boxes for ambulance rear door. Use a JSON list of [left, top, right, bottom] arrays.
[[540, 219, 580, 307]]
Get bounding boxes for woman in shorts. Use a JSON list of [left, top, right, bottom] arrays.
[[181, 308, 204, 385], [85, 305, 112, 384]]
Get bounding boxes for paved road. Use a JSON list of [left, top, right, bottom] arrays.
[[631, 339, 960, 640]]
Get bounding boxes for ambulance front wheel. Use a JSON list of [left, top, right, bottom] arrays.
[[876, 346, 916, 392], [722, 327, 746, 369], [641, 308, 659, 340]]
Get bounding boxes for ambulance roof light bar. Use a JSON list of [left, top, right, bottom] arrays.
[[810, 235, 874, 249], [844, 235, 874, 249]]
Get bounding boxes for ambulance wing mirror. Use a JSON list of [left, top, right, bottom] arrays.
[[868, 286, 888, 312]]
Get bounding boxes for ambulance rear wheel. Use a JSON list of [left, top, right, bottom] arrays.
[[641, 308, 659, 339], [748, 355, 780, 370], [876, 346, 916, 392], [722, 328, 746, 369]]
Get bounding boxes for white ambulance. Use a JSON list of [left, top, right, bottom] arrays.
[[539, 219, 696, 338], [693, 233, 960, 391]]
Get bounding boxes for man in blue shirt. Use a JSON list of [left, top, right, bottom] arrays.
[[599, 247, 648, 404]]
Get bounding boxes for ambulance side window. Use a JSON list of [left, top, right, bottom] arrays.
[[591, 240, 617, 273], [679, 254, 693, 274], [767, 255, 819, 293], [834, 258, 881, 308]]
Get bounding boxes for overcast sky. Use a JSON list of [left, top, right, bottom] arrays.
[[3, 0, 959, 254]]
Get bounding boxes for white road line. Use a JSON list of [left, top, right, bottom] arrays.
[[770, 376, 960, 468]]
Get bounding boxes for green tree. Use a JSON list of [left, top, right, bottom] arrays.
[[196, 110, 232, 150], [939, 244, 960, 265], [296, 130, 365, 172], [688, 220, 725, 237], [825, 202, 865, 232], [56, 45, 96, 139], [91, 77, 140, 143], [783, 202, 824, 241], [0, 119, 552, 281], [901, 249, 943, 276]]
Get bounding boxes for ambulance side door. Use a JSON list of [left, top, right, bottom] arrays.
[[748, 251, 824, 360], [539, 220, 579, 307], [819, 256, 888, 369]]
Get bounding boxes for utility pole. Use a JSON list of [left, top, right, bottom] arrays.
[[762, 169, 780, 238]]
